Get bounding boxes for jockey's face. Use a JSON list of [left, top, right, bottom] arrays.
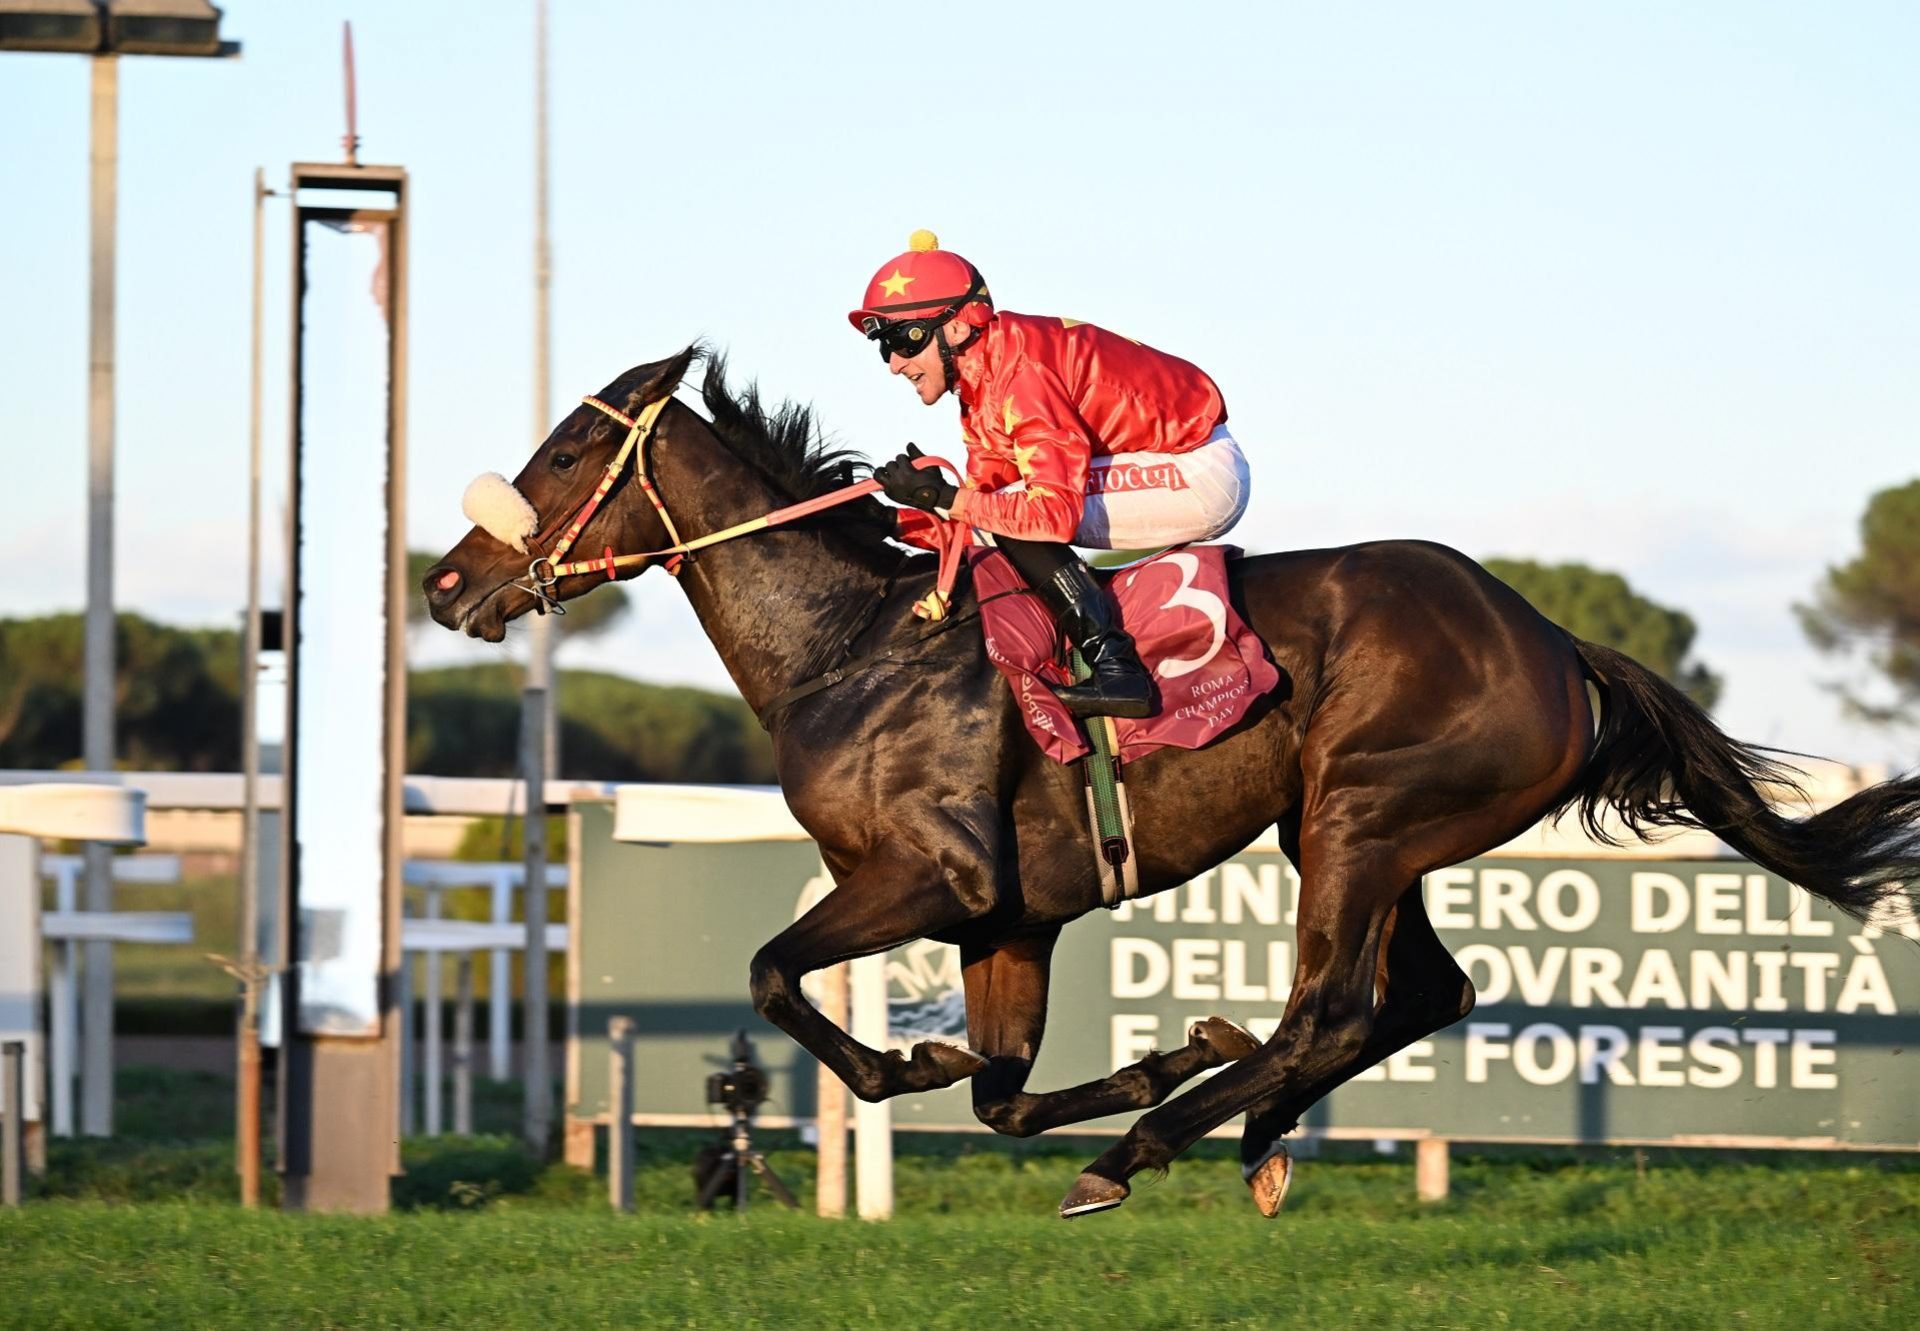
[[886, 316, 974, 406]]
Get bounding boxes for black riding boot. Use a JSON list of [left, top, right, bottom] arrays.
[[998, 539, 1156, 720]]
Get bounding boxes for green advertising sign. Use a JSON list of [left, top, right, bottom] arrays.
[[570, 800, 1920, 1150]]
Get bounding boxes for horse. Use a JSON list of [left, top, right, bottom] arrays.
[[424, 347, 1920, 1217]]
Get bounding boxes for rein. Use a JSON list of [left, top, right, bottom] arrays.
[[519, 391, 969, 620]]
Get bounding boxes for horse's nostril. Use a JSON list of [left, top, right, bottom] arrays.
[[424, 565, 464, 603]]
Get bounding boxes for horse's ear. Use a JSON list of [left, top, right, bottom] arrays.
[[618, 345, 700, 415]]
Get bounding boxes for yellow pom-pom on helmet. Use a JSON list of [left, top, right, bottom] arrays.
[[908, 229, 940, 253]]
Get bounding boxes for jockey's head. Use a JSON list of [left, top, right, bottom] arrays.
[[848, 230, 994, 405]]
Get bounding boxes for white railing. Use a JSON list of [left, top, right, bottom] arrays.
[[399, 859, 568, 1136], [38, 854, 190, 1139], [30, 848, 575, 1141]]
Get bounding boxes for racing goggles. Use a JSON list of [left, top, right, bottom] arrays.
[[863, 314, 946, 362]]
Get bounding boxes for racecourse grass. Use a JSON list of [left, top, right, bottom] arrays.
[[4, 1072, 1918, 1329]]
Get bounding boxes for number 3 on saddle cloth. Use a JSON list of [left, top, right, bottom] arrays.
[[970, 545, 1281, 764]]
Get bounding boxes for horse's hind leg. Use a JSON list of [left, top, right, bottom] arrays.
[[963, 933, 1262, 1138], [1240, 881, 1474, 1214], [1060, 824, 1405, 1217]]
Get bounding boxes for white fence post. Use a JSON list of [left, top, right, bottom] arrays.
[[850, 952, 893, 1221], [816, 962, 849, 1218], [1416, 1137, 1451, 1201]]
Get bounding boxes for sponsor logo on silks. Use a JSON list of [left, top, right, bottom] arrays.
[[1088, 461, 1190, 496]]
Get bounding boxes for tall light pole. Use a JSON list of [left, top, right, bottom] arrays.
[[528, 0, 556, 771], [1, 0, 241, 1140], [522, 0, 556, 1156]]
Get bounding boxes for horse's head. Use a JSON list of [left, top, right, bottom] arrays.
[[422, 347, 697, 641]]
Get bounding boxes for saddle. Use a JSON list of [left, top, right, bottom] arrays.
[[971, 545, 1281, 905]]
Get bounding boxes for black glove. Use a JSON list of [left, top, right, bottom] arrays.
[[873, 444, 957, 512]]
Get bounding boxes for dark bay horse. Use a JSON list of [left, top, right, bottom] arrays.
[[424, 348, 1920, 1217]]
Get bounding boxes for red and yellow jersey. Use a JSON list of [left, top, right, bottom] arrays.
[[909, 313, 1226, 544]]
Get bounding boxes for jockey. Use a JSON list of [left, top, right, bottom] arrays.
[[851, 230, 1249, 720]]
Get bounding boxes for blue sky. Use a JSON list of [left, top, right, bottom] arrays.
[[2, 2, 1915, 766]]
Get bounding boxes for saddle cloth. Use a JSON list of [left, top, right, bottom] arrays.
[[971, 544, 1281, 764]]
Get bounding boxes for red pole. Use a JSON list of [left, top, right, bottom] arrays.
[[341, 23, 360, 165]]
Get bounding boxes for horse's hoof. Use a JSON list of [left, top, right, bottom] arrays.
[[1245, 1144, 1293, 1218], [1059, 1172, 1130, 1219], [1189, 1016, 1261, 1063], [915, 1041, 990, 1085]]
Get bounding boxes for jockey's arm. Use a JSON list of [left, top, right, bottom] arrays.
[[948, 364, 1092, 544]]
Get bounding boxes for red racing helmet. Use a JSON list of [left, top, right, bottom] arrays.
[[847, 230, 994, 334]]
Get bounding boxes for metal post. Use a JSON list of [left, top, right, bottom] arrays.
[[452, 955, 474, 1136], [396, 950, 414, 1138], [237, 164, 269, 1209], [489, 870, 510, 1079], [815, 962, 849, 1218], [80, 53, 120, 1141], [423, 884, 443, 1136], [520, 692, 551, 1154], [2, 1040, 22, 1206], [850, 952, 893, 1221], [607, 1016, 634, 1212], [1416, 1137, 1450, 1202], [50, 871, 77, 1138]]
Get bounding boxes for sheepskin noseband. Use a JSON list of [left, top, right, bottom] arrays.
[[461, 472, 539, 553]]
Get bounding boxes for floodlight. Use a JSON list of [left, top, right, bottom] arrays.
[[0, 0, 101, 52], [104, 1, 227, 57]]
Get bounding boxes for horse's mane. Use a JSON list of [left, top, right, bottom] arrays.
[[688, 347, 898, 546]]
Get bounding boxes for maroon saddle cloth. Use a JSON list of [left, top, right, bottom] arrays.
[[970, 544, 1281, 764]]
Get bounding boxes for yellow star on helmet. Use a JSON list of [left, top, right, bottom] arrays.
[[1002, 395, 1023, 436], [878, 268, 915, 299]]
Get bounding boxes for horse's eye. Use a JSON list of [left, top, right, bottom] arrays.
[[552, 452, 578, 471]]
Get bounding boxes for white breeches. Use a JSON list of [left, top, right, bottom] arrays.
[[1071, 425, 1250, 550]]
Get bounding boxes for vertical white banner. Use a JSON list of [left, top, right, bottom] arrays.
[[291, 220, 392, 1036]]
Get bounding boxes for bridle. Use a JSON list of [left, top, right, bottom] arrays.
[[513, 393, 681, 612], [514, 388, 970, 621]]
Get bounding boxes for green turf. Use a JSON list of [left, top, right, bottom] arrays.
[[5, 1070, 1918, 1329], [4, 1171, 1917, 1330]]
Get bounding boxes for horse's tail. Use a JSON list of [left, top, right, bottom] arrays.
[[1555, 638, 1920, 923]]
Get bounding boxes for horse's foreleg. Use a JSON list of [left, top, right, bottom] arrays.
[[963, 933, 1263, 1138], [750, 846, 991, 1103], [1238, 881, 1475, 1214]]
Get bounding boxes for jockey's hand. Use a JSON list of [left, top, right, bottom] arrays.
[[873, 444, 958, 513]]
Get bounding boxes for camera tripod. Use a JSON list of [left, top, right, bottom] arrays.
[[693, 1102, 799, 1211]]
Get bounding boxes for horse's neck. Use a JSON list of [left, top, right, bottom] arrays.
[[658, 444, 885, 717]]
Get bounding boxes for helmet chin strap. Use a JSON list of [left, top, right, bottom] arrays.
[[934, 318, 982, 395]]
